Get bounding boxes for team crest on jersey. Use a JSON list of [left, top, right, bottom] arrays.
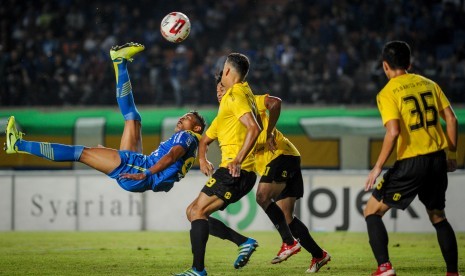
[[186, 136, 192, 147], [224, 192, 232, 199], [376, 179, 384, 190], [393, 193, 402, 201]]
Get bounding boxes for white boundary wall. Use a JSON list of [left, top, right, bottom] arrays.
[[0, 170, 464, 232]]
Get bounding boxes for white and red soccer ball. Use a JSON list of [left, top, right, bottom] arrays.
[[160, 12, 191, 43]]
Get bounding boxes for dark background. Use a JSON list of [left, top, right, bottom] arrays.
[[1, 0, 464, 107]]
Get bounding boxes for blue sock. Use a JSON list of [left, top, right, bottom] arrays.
[[113, 59, 141, 121], [16, 140, 84, 161]]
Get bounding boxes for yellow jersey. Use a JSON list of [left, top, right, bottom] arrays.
[[254, 94, 300, 176], [205, 82, 258, 171], [377, 73, 450, 160]]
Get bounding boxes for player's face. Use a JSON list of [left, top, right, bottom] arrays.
[[175, 113, 199, 132], [216, 82, 226, 103]]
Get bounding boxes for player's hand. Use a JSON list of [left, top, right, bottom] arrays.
[[119, 172, 146, 180], [227, 160, 241, 177], [199, 159, 215, 177], [266, 133, 277, 153], [447, 158, 457, 172], [365, 167, 382, 191]]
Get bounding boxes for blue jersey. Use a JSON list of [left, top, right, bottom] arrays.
[[108, 130, 200, 193]]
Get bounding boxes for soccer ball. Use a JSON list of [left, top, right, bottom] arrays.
[[160, 12, 191, 43]]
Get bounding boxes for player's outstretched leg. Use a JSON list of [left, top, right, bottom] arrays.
[[110, 42, 145, 122], [110, 42, 145, 152], [4, 116, 84, 161]]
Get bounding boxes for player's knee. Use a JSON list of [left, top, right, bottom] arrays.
[[363, 205, 381, 218], [426, 209, 446, 224], [255, 191, 271, 208], [188, 203, 206, 220], [363, 196, 389, 218], [363, 208, 388, 218], [363, 208, 372, 218], [185, 206, 192, 222]]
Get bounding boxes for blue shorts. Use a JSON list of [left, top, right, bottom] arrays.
[[107, 151, 174, 193]]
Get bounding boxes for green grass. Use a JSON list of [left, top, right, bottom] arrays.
[[0, 231, 463, 275]]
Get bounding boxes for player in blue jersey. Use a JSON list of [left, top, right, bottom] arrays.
[[4, 42, 206, 193]]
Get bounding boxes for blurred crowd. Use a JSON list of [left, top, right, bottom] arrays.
[[1, 0, 464, 107]]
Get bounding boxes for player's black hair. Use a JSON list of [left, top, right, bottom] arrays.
[[382, 41, 411, 70], [226, 53, 249, 81], [215, 70, 223, 84], [189, 110, 207, 134]]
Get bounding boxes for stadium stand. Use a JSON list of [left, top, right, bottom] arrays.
[[0, 0, 464, 106]]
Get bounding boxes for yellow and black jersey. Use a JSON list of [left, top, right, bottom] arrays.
[[377, 73, 450, 160], [254, 94, 300, 176], [205, 82, 257, 172]]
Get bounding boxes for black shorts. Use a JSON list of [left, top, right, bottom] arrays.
[[259, 155, 304, 200], [201, 167, 257, 210], [372, 150, 448, 210]]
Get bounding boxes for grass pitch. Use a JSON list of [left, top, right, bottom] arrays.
[[0, 231, 463, 275]]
